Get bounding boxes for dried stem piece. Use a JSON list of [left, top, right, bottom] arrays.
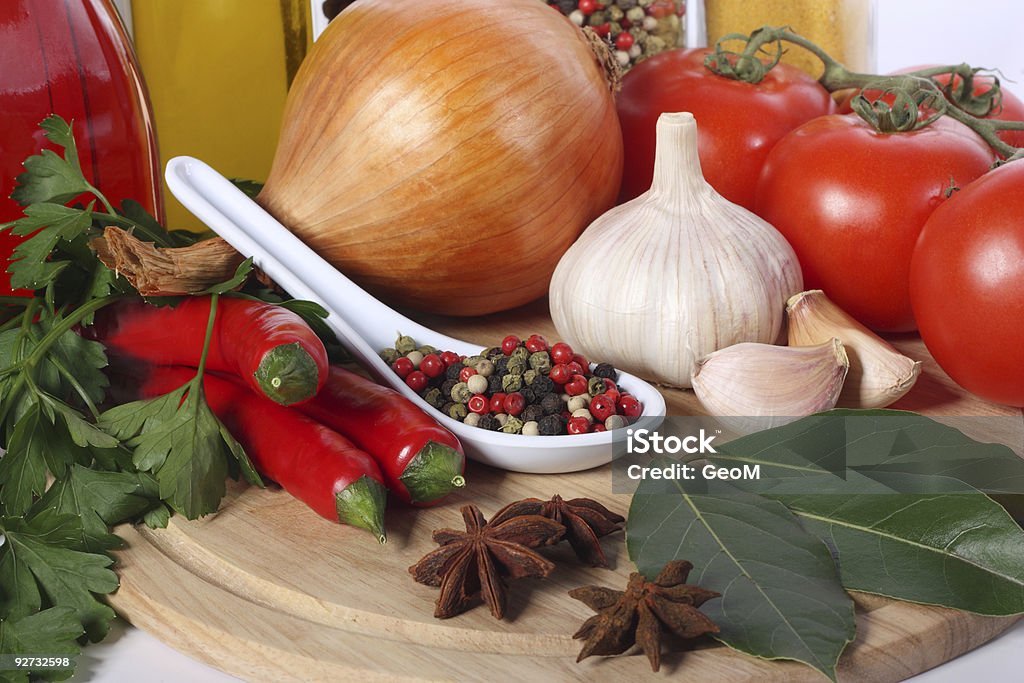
[[91, 228, 244, 296]]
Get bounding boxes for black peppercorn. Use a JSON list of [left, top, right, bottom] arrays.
[[441, 401, 457, 416], [495, 356, 510, 375], [521, 384, 538, 404], [540, 393, 564, 416], [445, 362, 465, 380], [532, 376, 555, 395], [521, 404, 544, 423], [424, 388, 443, 409], [487, 374, 503, 394], [478, 414, 501, 431], [538, 414, 565, 436], [441, 379, 458, 399], [593, 363, 618, 380]]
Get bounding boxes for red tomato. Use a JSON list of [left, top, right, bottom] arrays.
[[910, 161, 1024, 406], [755, 114, 995, 332], [836, 65, 1024, 151], [617, 48, 835, 209]]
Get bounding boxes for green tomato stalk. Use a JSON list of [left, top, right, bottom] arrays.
[[705, 26, 1024, 163]]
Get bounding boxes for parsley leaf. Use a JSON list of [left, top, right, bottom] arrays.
[[0, 508, 117, 642], [0, 607, 82, 683], [34, 465, 159, 553], [9, 116, 92, 207], [98, 381, 243, 519]]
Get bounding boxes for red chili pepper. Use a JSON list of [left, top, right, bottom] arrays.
[[141, 366, 387, 542], [88, 296, 328, 406], [299, 367, 466, 506]]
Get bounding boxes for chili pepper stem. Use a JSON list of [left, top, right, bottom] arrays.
[[253, 341, 321, 405], [399, 441, 467, 505], [335, 475, 388, 544]]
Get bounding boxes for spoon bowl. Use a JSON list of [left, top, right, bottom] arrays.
[[165, 157, 666, 473]]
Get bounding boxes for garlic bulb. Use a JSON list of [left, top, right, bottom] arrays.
[[692, 339, 849, 434], [787, 290, 921, 408], [549, 112, 803, 388]]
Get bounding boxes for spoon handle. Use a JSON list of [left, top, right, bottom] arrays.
[[165, 157, 482, 378]]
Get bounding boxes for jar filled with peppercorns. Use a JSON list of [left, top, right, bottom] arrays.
[[547, 1, 687, 71]]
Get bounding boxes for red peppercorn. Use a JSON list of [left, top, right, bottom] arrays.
[[566, 374, 589, 396], [578, 0, 597, 14], [566, 361, 585, 377], [550, 342, 574, 365], [392, 357, 414, 379], [459, 366, 478, 383], [525, 334, 548, 353], [618, 394, 642, 418], [503, 392, 526, 416], [567, 416, 592, 435], [592, 424, 608, 433], [439, 350, 460, 368], [406, 370, 428, 393], [501, 335, 520, 355], [572, 353, 590, 373], [590, 394, 616, 422], [593, 22, 611, 37], [468, 395, 489, 415], [549, 363, 571, 385], [615, 32, 635, 51], [420, 353, 445, 378], [619, 18, 632, 29], [489, 393, 507, 413]]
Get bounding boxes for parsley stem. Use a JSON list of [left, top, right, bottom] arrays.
[[23, 295, 123, 370], [0, 296, 31, 307], [193, 293, 219, 381], [86, 180, 117, 217]]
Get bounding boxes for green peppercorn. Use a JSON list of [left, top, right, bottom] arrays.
[[588, 376, 607, 397], [450, 382, 472, 403], [476, 358, 495, 377], [509, 346, 530, 364], [502, 374, 523, 393], [500, 417, 524, 434], [523, 369, 538, 386], [417, 345, 437, 355], [448, 404, 468, 421], [463, 355, 486, 369], [506, 357, 527, 376], [395, 335, 417, 355], [424, 388, 443, 409], [379, 348, 400, 364], [441, 401, 457, 416], [528, 351, 551, 373], [482, 346, 502, 360]]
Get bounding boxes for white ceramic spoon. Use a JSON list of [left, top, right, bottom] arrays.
[[165, 157, 666, 473]]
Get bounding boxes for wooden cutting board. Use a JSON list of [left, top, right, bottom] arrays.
[[109, 300, 1024, 682]]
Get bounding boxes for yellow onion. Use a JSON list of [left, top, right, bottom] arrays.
[[258, 0, 623, 316]]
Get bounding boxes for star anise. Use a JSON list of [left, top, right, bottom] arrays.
[[569, 560, 720, 672], [490, 494, 625, 567], [408, 504, 565, 619]]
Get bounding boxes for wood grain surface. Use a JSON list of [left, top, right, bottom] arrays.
[[109, 299, 1024, 682]]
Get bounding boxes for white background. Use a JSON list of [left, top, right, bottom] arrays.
[[82, 1, 1023, 681]]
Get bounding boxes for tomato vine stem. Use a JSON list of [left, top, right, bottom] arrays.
[[706, 26, 1024, 162]]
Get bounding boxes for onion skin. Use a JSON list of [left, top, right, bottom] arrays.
[[258, 0, 623, 316]]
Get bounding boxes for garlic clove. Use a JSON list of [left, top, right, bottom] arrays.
[[787, 290, 922, 409], [691, 339, 849, 434]]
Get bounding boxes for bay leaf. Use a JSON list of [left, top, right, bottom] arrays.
[[628, 479, 855, 681]]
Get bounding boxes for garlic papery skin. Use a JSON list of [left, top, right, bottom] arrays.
[[787, 290, 922, 409], [691, 339, 849, 434], [549, 111, 803, 388]]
